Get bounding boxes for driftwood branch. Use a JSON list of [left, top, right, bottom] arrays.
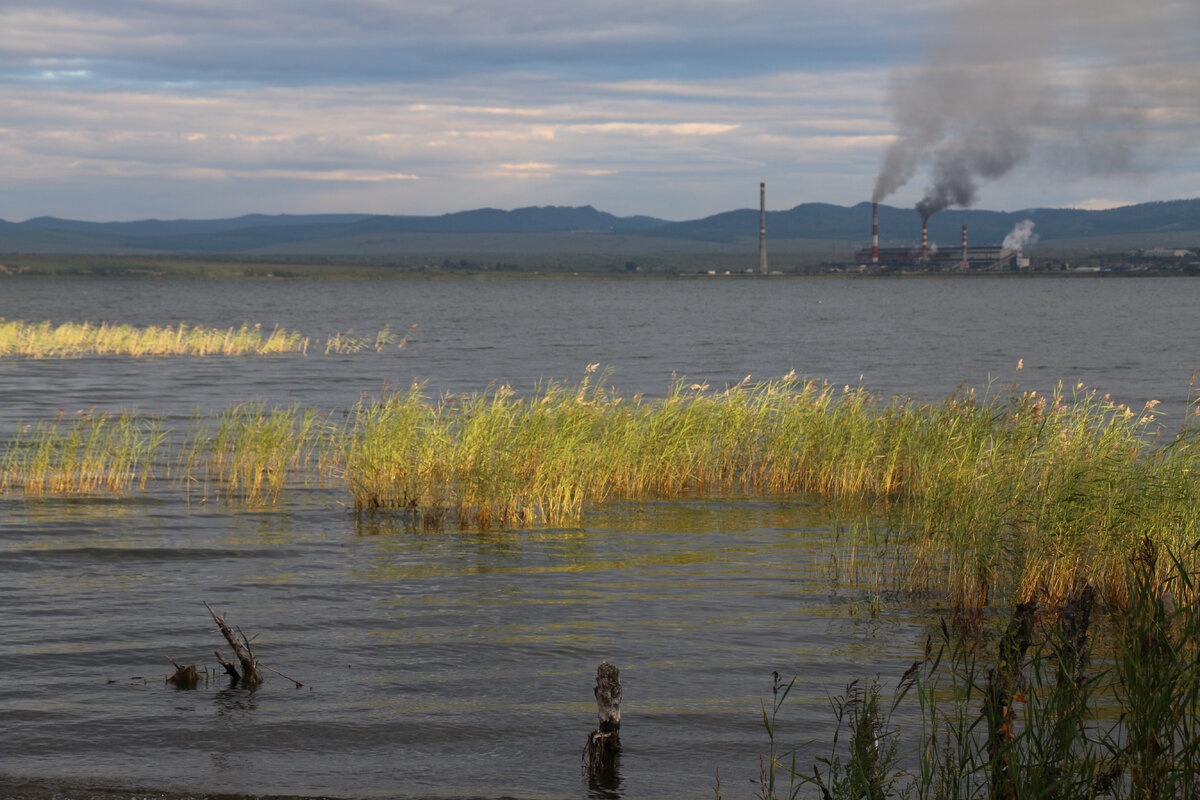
[[261, 662, 304, 688], [213, 649, 240, 679], [205, 601, 261, 686]]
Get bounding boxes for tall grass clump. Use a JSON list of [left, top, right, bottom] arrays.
[[341, 381, 451, 517], [889, 384, 1200, 608], [342, 371, 860, 525], [1, 410, 166, 494]]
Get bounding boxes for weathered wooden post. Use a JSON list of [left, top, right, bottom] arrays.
[[984, 601, 1036, 800], [584, 661, 621, 786]]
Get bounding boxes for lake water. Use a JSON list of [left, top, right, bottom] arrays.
[[2, 275, 1198, 799]]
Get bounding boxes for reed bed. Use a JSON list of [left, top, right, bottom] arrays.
[[760, 550, 1200, 800], [0, 319, 415, 358], [0, 319, 310, 357], [342, 373, 1200, 606], [3, 372, 1198, 607]]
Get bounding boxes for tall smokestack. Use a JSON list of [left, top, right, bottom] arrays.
[[921, 222, 928, 260], [871, 202, 879, 264], [961, 224, 968, 266], [759, 182, 767, 275]]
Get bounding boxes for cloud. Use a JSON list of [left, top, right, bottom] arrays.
[[0, 0, 1195, 221], [0, 60, 898, 218], [565, 122, 740, 136], [0, 1, 916, 86]]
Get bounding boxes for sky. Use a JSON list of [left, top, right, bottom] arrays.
[[1, 0, 1197, 222]]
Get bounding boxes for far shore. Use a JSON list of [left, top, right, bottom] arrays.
[[0, 251, 1195, 281]]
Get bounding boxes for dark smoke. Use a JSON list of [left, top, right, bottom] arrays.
[[914, 127, 1030, 220], [872, 0, 1191, 216]]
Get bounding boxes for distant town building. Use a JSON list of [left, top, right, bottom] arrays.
[[1144, 247, 1195, 258]]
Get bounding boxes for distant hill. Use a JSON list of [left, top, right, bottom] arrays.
[[656, 200, 1200, 246], [8, 213, 375, 238], [1, 199, 1196, 255]]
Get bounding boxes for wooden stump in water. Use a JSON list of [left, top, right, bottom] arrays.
[[166, 657, 201, 688], [585, 661, 622, 784]]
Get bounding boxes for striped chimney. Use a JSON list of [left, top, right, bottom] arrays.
[[871, 202, 879, 263], [921, 222, 928, 259], [759, 182, 767, 274], [961, 224, 968, 263]]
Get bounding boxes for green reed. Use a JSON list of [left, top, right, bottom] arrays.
[[758, 548, 1200, 800], [3, 372, 1197, 608], [0, 403, 334, 504]]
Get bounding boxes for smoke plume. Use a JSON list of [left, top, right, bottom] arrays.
[[872, 0, 1185, 217], [1003, 220, 1039, 251]]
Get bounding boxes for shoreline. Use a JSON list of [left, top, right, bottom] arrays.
[[0, 257, 1192, 282]]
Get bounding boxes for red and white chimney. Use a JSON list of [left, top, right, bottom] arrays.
[[961, 224, 968, 263], [871, 202, 879, 263], [921, 222, 928, 259]]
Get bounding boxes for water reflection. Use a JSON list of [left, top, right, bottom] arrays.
[[214, 685, 259, 718], [585, 751, 622, 799], [354, 509, 423, 537]]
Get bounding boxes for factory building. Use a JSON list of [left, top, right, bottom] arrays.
[[854, 245, 1015, 271], [858, 205, 1021, 270]]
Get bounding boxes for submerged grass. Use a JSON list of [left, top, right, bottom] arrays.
[[3, 372, 1198, 607]]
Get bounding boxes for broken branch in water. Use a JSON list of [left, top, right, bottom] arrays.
[[204, 601, 262, 687], [260, 662, 304, 688]]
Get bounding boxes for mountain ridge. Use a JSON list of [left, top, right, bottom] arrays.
[[1, 199, 1196, 255]]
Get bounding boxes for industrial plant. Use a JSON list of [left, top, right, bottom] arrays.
[[853, 201, 1025, 272]]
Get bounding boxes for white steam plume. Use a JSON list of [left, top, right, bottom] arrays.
[[1003, 220, 1039, 251], [872, 0, 1194, 220]]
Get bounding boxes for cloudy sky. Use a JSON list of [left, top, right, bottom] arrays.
[[1, 0, 1197, 221]]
